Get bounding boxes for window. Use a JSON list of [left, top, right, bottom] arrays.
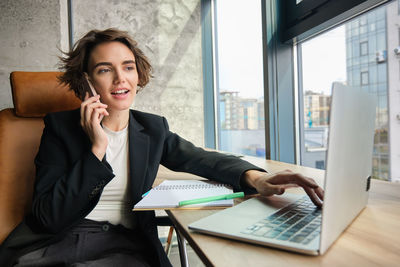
[[361, 71, 369, 85], [205, 0, 398, 182], [315, 160, 325, 170], [214, 0, 265, 157], [298, 1, 398, 182], [360, 41, 368, 55]]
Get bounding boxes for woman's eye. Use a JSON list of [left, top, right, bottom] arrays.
[[98, 68, 111, 74], [126, 66, 135, 71]]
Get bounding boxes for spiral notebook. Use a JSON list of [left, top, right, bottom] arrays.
[[133, 180, 234, 210]]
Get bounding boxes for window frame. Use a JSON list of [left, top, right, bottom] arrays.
[[202, 0, 217, 149]]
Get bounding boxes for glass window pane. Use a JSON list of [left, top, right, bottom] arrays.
[[353, 66, 360, 85], [377, 19, 386, 29], [360, 25, 368, 34], [300, 26, 345, 170], [369, 37, 376, 55], [361, 71, 369, 85], [378, 63, 387, 82], [215, 0, 265, 157], [298, 1, 398, 182], [370, 22, 376, 32], [369, 65, 377, 85], [353, 39, 360, 57], [360, 41, 368, 55], [377, 31, 386, 50]]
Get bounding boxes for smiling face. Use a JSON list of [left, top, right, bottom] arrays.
[[87, 41, 139, 112]]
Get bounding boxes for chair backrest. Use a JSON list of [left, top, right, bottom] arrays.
[[0, 72, 81, 244]]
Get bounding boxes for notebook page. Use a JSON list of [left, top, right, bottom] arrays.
[[133, 180, 234, 210]]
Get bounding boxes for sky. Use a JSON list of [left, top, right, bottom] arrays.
[[216, 0, 264, 99], [301, 26, 347, 95], [216, 0, 347, 98]]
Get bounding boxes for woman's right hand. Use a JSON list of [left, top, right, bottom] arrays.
[[80, 92, 109, 160], [242, 170, 324, 207]]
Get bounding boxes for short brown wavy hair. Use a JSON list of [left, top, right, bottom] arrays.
[[58, 28, 152, 100]]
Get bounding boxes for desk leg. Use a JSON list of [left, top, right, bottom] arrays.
[[176, 229, 189, 267]]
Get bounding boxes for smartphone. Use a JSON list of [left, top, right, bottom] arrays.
[[84, 73, 104, 121], [84, 72, 98, 98]]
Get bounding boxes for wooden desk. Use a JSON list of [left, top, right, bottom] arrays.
[[166, 157, 400, 266]]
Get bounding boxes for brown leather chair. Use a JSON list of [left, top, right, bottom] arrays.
[[0, 71, 81, 244], [0, 72, 190, 266]]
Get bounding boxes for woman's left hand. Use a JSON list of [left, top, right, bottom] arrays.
[[242, 170, 324, 207]]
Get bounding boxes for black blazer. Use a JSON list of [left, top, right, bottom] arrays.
[[0, 108, 262, 266]]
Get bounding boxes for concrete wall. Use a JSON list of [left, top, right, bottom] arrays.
[[0, 0, 204, 146], [0, 0, 68, 110]]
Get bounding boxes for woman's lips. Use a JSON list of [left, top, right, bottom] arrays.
[[111, 89, 130, 99]]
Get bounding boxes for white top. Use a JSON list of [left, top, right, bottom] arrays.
[[85, 124, 134, 228]]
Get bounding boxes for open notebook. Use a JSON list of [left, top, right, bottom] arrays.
[[133, 180, 234, 210]]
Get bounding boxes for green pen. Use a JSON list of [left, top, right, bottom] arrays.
[[178, 192, 245, 207]]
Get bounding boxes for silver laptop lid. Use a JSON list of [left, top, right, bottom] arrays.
[[320, 82, 376, 254]]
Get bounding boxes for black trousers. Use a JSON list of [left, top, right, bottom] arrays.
[[14, 220, 158, 267]]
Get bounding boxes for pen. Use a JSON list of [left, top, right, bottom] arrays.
[[142, 190, 151, 198], [178, 192, 244, 206]]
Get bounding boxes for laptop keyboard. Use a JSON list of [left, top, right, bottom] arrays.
[[241, 196, 321, 245]]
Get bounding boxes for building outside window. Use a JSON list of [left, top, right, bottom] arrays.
[[298, 1, 399, 182], [214, 0, 265, 157]]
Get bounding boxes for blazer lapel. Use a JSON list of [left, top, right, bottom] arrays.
[[128, 110, 150, 203]]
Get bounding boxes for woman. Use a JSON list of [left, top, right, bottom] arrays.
[[0, 28, 323, 266]]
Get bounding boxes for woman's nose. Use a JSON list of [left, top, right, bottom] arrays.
[[113, 69, 125, 84]]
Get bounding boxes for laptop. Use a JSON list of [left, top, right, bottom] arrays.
[[189, 83, 377, 255]]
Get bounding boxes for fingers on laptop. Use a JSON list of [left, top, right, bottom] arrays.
[[315, 186, 324, 200], [267, 170, 324, 207], [255, 179, 285, 196], [267, 184, 285, 195], [268, 170, 318, 188], [303, 186, 323, 207]]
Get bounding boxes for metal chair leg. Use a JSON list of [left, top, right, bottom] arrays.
[[155, 215, 189, 266], [176, 229, 189, 267]]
